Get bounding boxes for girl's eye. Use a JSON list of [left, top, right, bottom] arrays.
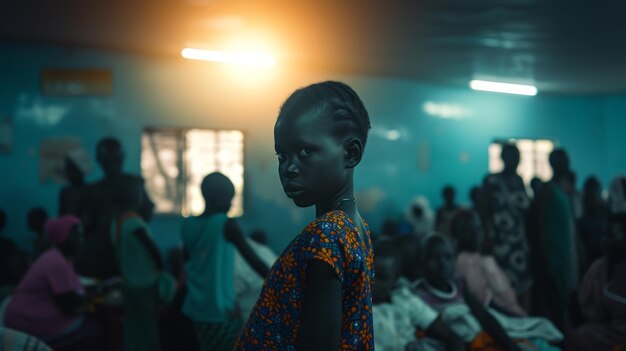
[[298, 147, 313, 157]]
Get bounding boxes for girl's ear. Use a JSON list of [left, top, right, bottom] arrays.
[[344, 138, 364, 169]]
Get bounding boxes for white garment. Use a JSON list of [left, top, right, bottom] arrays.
[[373, 288, 438, 351], [233, 239, 277, 321]]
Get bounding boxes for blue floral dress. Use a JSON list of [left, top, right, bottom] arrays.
[[233, 210, 375, 350]]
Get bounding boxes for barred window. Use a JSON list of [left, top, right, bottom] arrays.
[[141, 127, 244, 217]]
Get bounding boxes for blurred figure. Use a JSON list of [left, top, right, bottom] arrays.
[[469, 186, 482, 212], [5, 216, 103, 350], [450, 210, 526, 316], [568, 218, 626, 351], [577, 176, 607, 269], [110, 180, 165, 351], [527, 148, 578, 330], [530, 177, 544, 199], [405, 196, 435, 238], [182, 173, 268, 351], [0, 327, 52, 351], [608, 175, 626, 215], [234, 229, 277, 321], [480, 144, 532, 302], [413, 234, 562, 351], [58, 150, 88, 217], [26, 207, 49, 259], [78, 137, 154, 278], [372, 241, 464, 351], [435, 185, 460, 235]]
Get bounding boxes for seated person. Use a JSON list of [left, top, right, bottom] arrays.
[[568, 214, 626, 351], [410, 234, 562, 351], [4, 215, 103, 350], [450, 210, 526, 316], [373, 240, 464, 351]]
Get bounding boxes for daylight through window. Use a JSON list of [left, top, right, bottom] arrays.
[[141, 128, 244, 217]]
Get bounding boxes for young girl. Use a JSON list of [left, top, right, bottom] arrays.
[[234, 81, 375, 350]]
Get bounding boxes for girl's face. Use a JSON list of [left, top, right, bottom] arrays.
[[274, 110, 348, 208]]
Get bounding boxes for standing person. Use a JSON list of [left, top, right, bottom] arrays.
[[481, 144, 532, 304], [435, 185, 460, 235], [528, 148, 578, 330], [234, 81, 375, 350], [78, 137, 154, 278], [181, 173, 269, 351], [110, 181, 164, 351]]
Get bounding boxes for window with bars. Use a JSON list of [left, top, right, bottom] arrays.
[[488, 139, 554, 186], [141, 127, 244, 217]]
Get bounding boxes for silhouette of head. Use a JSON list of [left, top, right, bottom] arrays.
[[530, 177, 543, 197], [45, 215, 84, 258], [583, 176, 603, 214], [501, 143, 520, 174], [442, 185, 456, 206], [27, 207, 48, 236], [96, 138, 124, 179], [469, 186, 481, 208], [549, 148, 570, 176], [450, 210, 484, 253], [201, 172, 235, 213], [274, 81, 371, 208]]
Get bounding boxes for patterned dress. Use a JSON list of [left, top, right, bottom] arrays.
[[234, 210, 375, 350], [483, 173, 532, 294]]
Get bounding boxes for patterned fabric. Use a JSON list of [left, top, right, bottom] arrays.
[[483, 174, 532, 294], [194, 319, 242, 351], [234, 210, 375, 350]]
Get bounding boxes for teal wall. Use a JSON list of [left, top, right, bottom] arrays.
[[0, 42, 623, 255]]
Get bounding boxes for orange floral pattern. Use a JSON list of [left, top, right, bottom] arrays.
[[234, 210, 375, 350]]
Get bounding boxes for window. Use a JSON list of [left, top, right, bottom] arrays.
[[141, 127, 244, 217], [488, 139, 554, 185]]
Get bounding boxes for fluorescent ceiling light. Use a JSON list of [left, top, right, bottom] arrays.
[[470, 80, 537, 96], [181, 48, 276, 68]]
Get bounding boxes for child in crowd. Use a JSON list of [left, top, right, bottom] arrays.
[[435, 185, 460, 235], [181, 172, 269, 351], [451, 210, 526, 316], [5, 215, 103, 350], [235, 81, 375, 350], [411, 234, 562, 351], [373, 240, 464, 351], [110, 181, 165, 351]]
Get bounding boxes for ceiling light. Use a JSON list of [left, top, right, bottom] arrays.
[[469, 80, 537, 96], [181, 48, 276, 68]]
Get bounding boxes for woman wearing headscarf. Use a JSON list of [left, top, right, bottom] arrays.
[[4, 215, 102, 350]]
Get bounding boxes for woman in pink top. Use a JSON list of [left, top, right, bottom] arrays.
[[4, 215, 102, 350], [450, 210, 526, 316]]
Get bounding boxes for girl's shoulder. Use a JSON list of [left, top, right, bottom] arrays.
[[302, 210, 363, 237]]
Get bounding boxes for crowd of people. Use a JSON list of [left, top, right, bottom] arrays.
[[0, 80, 624, 351]]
